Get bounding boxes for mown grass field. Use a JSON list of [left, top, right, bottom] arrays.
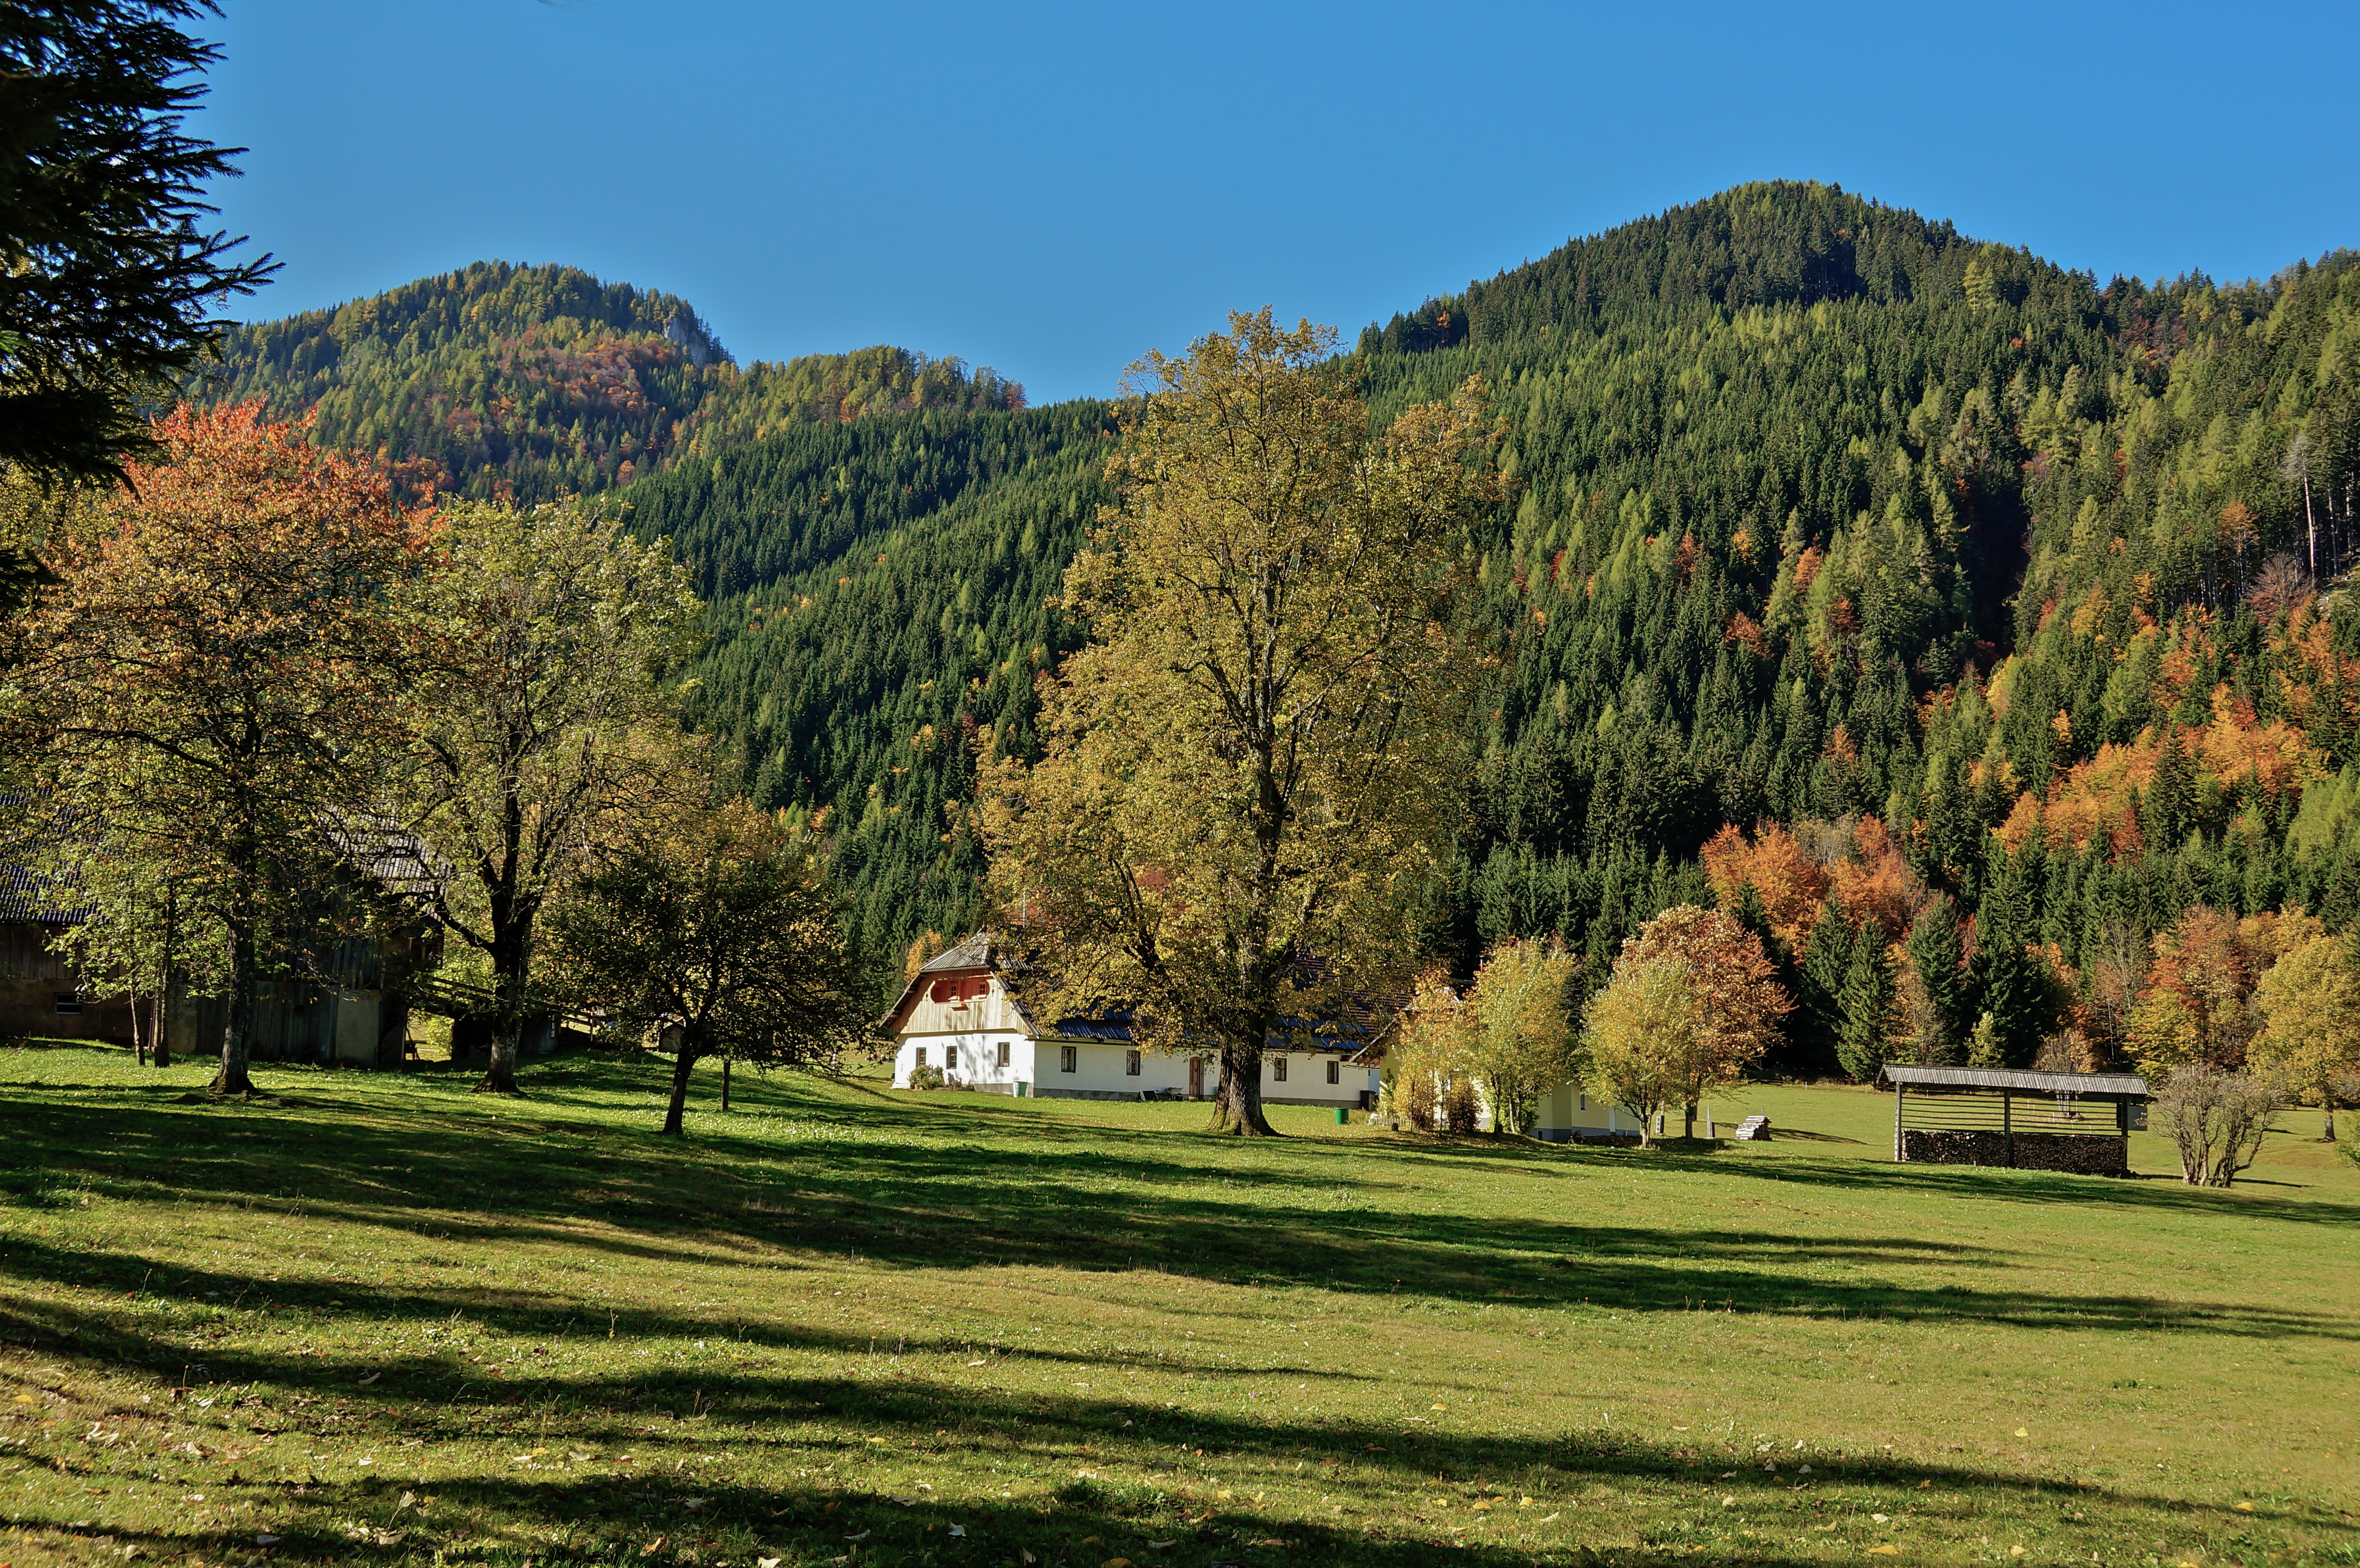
[[2, 1045, 2354, 1568]]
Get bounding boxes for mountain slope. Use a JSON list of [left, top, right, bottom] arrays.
[[618, 399, 1115, 961], [198, 190, 2360, 1061], [1357, 181, 2360, 1068], [199, 260, 1025, 502]]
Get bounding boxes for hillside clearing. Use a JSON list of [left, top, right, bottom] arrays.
[[1, 1047, 2354, 1568]]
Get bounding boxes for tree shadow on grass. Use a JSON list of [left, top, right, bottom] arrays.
[[4, 1089, 2355, 1345], [6, 1350, 2348, 1568]]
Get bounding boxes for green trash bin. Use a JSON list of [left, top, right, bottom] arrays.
[[1334, 1106, 1350, 1125]]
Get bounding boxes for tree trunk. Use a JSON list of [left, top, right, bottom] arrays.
[[721, 1055, 732, 1112], [1208, 1037, 1276, 1136], [213, 915, 257, 1096], [1683, 1100, 1698, 1141], [131, 987, 148, 1066], [662, 1039, 698, 1136], [475, 919, 527, 1095], [2306, 471, 2318, 579]]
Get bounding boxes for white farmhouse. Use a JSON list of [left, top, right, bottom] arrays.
[[879, 934, 1380, 1109]]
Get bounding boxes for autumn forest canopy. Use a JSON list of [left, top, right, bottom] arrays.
[[93, 180, 2360, 1086]]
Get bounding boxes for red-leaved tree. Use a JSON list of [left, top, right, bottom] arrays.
[[5, 404, 437, 1093]]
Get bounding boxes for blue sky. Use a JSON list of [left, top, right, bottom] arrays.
[[200, 0, 2359, 405]]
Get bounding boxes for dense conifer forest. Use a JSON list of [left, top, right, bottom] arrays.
[[208, 183, 2360, 1074]]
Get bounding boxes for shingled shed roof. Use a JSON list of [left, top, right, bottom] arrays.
[[1881, 1064, 2149, 1097]]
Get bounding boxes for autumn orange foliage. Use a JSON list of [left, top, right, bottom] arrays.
[[1700, 822, 1826, 952]]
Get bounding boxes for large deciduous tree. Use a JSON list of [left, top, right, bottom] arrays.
[[0, 1, 276, 485], [3, 404, 435, 1093], [979, 309, 1504, 1135], [544, 799, 863, 1136], [1583, 961, 1694, 1149], [393, 499, 702, 1094]]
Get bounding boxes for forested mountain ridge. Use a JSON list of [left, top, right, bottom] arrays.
[[196, 185, 2360, 1073], [1354, 181, 2360, 1072], [197, 260, 1026, 502]]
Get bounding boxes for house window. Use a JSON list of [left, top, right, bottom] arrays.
[[1272, 1056, 1288, 1083], [996, 1040, 1010, 1068], [1326, 1059, 1340, 1085], [940, 1044, 955, 1068], [915, 1046, 928, 1066], [1125, 1049, 1141, 1076], [54, 994, 82, 1016], [1060, 1045, 1078, 1073]]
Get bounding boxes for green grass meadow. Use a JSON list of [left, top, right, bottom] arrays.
[[1, 1046, 2354, 1568]]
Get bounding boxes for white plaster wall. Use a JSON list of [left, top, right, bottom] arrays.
[[1535, 1082, 1627, 1135], [895, 1029, 1033, 1090], [1259, 1053, 1375, 1105], [1035, 1040, 1190, 1095]]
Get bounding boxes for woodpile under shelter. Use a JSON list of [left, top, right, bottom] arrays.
[[1882, 1065, 2150, 1176]]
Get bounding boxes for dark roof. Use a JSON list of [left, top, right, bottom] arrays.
[[0, 859, 91, 924], [1881, 1064, 2149, 1097], [917, 932, 993, 974], [0, 796, 91, 925]]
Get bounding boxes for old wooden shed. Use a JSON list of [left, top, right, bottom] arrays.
[[1882, 1064, 2150, 1176]]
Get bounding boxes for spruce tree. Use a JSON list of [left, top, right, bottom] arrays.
[[1905, 894, 1968, 1062], [1970, 844, 2061, 1068], [1835, 921, 1895, 1082], [2142, 727, 2196, 851], [1795, 895, 1853, 1079]]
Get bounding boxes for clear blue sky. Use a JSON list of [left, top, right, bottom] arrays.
[[199, 0, 2359, 405]]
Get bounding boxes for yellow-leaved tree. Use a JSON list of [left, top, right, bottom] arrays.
[[1464, 938, 1583, 1136], [1585, 905, 1788, 1145], [1584, 962, 1696, 1149], [2250, 933, 2360, 1139], [979, 309, 1504, 1135]]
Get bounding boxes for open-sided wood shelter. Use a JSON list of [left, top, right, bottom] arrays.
[[1882, 1064, 2149, 1175]]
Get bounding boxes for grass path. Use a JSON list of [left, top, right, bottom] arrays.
[[1, 1046, 2354, 1568]]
